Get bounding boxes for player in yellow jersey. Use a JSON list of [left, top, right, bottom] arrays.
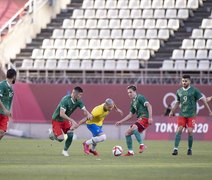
[[73, 98, 123, 156]]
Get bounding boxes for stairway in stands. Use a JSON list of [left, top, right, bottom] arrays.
[[149, 0, 212, 68], [12, 0, 83, 66]]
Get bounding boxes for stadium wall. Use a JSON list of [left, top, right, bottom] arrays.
[[8, 83, 212, 140]]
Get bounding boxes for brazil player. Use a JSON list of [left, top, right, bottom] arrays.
[[49, 86, 92, 157], [73, 98, 123, 156], [169, 75, 212, 155], [116, 85, 153, 156], [0, 69, 17, 140]]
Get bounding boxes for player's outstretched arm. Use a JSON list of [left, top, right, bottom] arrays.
[[60, 109, 77, 126], [115, 112, 133, 126], [114, 104, 123, 116], [169, 101, 180, 117], [146, 102, 153, 125], [82, 108, 93, 120], [206, 96, 212, 102], [201, 98, 212, 116]]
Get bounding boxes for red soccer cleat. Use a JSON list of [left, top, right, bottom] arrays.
[[89, 149, 99, 156], [83, 141, 90, 155], [139, 144, 146, 153], [121, 151, 134, 156]]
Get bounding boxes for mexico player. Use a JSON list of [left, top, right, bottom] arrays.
[[0, 69, 17, 140], [73, 98, 123, 156], [49, 86, 92, 157], [169, 75, 212, 155], [116, 85, 153, 156]]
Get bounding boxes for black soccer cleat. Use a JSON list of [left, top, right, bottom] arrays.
[[187, 149, 192, 155], [172, 149, 178, 155]]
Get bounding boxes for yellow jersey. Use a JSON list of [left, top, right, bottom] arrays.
[[86, 103, 109, 126]]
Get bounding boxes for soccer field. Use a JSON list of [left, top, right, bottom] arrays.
[[0, 139, 212, 180]]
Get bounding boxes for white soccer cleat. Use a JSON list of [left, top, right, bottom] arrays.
[[62, 150, 69, 157]]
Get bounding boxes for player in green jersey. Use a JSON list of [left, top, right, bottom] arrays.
[[49, 86, 92, 157], [116, 85, 153, 156], [169, 75, 212, 155], [0, 69, 17, 140]]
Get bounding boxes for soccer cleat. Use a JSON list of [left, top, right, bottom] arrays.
[[48, 128, 54, 141], [172, 149, 178, 155], [89, 149, 99, 156], [62, 150, 69, 157], [121, 151, 134, 156], [187, 149, 192, 155], [139, 144, 146, 153], [83, 141, 90, 155]]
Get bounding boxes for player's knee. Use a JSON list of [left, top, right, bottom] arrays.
[[101, 134, 106, 141], [57, 135, 64, 142]]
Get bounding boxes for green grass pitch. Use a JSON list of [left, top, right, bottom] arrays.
[[0, 138, 212, 180]]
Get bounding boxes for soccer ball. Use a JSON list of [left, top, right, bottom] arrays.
[[112, 146, 123, 156]]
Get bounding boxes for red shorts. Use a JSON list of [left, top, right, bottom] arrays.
[[178, 116, 195, 128], [132, 118, 149, 133], [52, 119, 72, 137], [0, 114, 9, 132]]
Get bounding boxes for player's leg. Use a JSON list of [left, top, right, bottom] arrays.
[[51, 120, 64, 142], [84, 124, 105, 155], [187, 117, 195, 155], [0, 115, 9, 140], [0, 130, 5, 140], [172, 116, 186, 155], [122, 125, 135, 156], [62, 121, 73, 156]]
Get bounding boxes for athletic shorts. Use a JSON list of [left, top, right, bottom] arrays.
[[132, 117, 149, 133], [86, 124, 103, 137], [52, 119, 72, 137], [0, 114, 9, 132], [178, 116, 195, 128]]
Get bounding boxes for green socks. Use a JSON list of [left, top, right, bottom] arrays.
[[126, 135, 133, 151], [188, 135, 193, 150], [133, 130, 143, 144], [64, 132, 74, 151], [174, 132, 181, 149]]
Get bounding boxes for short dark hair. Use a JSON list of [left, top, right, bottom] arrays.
[[182, 75, 191, 79], [127, 85, 137, 91], [74, 86, 83, 93], [6, 69, 17, 79]]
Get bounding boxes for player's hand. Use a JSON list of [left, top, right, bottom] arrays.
[[4, 109, 11, 117], [209, 111, 212, 116], [117, 109, 124, 116], [115, 121, 122, 126], [169, 111, 174, 117], [207, 97, 212, 102], [148, 118, 153, 125], [87, 113, 93, 120]]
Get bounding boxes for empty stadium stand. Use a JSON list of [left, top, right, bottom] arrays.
[[8, 0, 212, 84]]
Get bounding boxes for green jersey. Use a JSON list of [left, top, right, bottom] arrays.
[[176, 86, 203, 118], [52, 95, 85, 122], [0, 80, 14, 115], [130, 94, 149, 118]]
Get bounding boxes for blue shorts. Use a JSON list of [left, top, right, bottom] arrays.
[[86, 124, 103, 137]]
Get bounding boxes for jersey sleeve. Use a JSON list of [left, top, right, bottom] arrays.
[[176, 90, 180, 102], [0, 83, 5, 97], [194, 88, 203, 100], [60, 98, 68, 111], [78, 100, 85, 109]]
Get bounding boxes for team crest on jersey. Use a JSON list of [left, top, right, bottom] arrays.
[[9, 92, 13, 97]]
